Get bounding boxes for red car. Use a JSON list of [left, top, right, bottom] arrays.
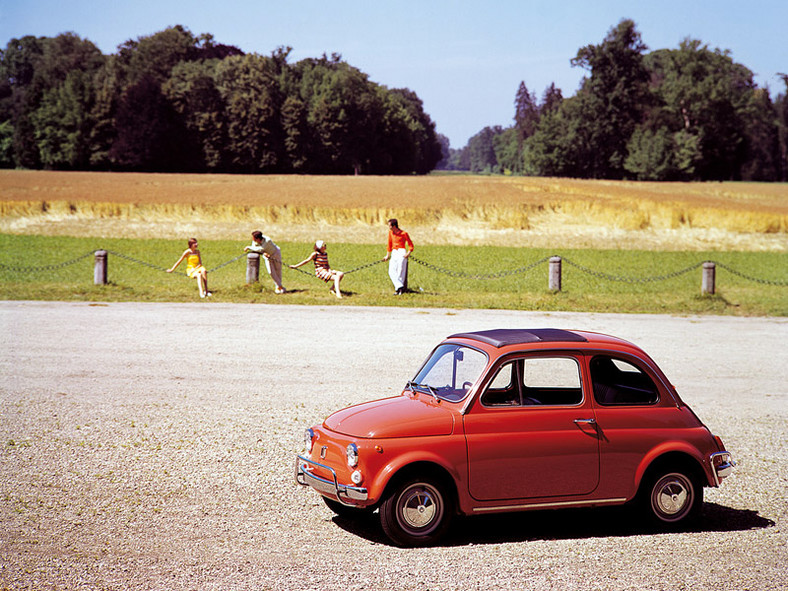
[[296, 328, 734, 547]]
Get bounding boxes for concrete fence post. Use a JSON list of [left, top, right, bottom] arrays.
[[246, 252, 260, 284], [702, 261, 716, 295], [94, 250, 108, 285], [549, 256, 562, 292]]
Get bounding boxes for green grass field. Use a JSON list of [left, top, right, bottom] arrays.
[[1, 234, 785, 315]]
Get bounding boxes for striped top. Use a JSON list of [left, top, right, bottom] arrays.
[[314, 251, 330, 270]]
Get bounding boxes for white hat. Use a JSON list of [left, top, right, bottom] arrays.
[[315, 240, 325, 249]]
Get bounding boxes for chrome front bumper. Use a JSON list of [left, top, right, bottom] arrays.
[[710, 451, 736, 486], [295, 454, 368, 505]]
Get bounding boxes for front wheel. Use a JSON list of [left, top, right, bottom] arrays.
[[380, 477, 453, 547], [641, 469, 702, 526]]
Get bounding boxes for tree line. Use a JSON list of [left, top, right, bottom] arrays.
[[0, 25, 443, 174], [441, 20, 788, 182], [3, 20, 786, 180]]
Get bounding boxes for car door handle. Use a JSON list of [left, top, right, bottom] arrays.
[[573, 418, 596, 425]]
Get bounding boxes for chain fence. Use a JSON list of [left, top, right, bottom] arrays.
[[0, 248, 786, 287]]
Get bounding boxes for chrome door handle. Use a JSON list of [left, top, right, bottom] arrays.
[[573, 418, 596, 424]]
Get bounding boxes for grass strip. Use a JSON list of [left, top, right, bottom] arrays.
[[0, 234, 785, 316]]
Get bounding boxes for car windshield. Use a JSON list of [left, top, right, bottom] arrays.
[[409, 344, 488, 402]]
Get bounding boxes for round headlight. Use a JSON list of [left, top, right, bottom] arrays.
[[304, 428, 315, 453], [351, 470, 363, 485], [346, 442, 359, 467]]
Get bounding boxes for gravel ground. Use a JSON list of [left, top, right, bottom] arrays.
[[1, 301, 786, 591]]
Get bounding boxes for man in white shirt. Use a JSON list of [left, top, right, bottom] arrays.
[[244, 230, 285, 293]]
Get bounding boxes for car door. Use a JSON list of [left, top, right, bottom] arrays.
[[464, 354, 600, 501]]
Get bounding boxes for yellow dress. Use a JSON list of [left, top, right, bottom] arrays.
[[185, 253, 203, 277]]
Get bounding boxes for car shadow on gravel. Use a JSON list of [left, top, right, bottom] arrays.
[[332, 503, 774, 547]]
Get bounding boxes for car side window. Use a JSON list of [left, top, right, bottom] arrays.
[[522, 357, 583, 405], [590, 355, 659, 405], [481, 357, 583, 407], [481, 361, 520, 406]]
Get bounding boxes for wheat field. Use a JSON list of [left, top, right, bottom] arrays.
[[1, 170, 786, 250]]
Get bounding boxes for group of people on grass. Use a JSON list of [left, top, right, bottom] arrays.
[[168, 219, 414, 300]]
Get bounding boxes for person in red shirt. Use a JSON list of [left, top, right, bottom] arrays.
[[382, 219, 414, 295]]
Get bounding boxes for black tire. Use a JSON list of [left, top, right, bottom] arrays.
[[379, 477, 453, 547], [322, 496, 374, 519], [641, 469, 703, 527]]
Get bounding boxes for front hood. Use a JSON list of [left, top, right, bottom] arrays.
[[324, 395, 455, 438]]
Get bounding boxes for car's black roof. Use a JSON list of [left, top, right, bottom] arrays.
[[447, 328, 587, 348]]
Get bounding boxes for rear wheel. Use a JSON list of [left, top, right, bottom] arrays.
[[380, 477, 453, 547], [642, 469, 702, 526]]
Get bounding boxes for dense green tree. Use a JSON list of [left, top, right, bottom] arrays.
[[1, 35, 47, 168], [523, 97, 588, 177], [467, 126, 502, 173], [493, 126, 522, 174], [87, 57, 122, 168], [0, 119, 13, 167], [377, 87, 441, 174], [740, 88, 780, 181], [32, 70, 95, 169], [110, 74, 196, 171], [216, 52, 286, 172], [514, 81, 539, 141], [777, 75, 788, 180], [624, 127, 700, 180], [569, 19, 652, 178], [644, 40, 756, 180], [540, 83, 563, 114], [116, 25, 201, 87], [434, 133, 451, 169], [163, 60, 227, 171]]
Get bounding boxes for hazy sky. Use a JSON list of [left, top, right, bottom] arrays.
[[2, 0, 785, 148]]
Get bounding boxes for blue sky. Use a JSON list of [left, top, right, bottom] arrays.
[[2, 0, 786, 148]]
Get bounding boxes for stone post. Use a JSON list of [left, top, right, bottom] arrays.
[[94, 250, 108, 285], [702, 261, 716, 295], [549, 256, 562, 292], [246, 252, 260, 284]]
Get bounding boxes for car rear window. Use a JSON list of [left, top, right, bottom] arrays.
[[590, 355, 659, 405]]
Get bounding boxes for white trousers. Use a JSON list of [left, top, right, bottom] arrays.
[[264, 246, 283, 289], [388, 248, 408, 290]]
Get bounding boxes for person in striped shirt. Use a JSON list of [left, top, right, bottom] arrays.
[[290, 240, 344, 299]]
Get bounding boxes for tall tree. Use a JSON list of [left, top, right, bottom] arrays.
[[216, 52, 286, 172], [467, 126, 502, 173], [540, 83, 563, 114], [110, 74, 196, 171], [514, 81, 539, 141], [1, 35, 47, 167], [777, 74, 788, 180], [644, 40, 758, 180], [163, 60, 227, 171], [570, 19, 652, 178]]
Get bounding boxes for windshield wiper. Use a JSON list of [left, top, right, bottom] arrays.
[[406, 381, 440, 402]]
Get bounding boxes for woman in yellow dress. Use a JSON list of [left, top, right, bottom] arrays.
[[167, 237, 211, 298]]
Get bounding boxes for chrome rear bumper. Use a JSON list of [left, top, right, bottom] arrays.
[[295, 454, 368, 505], [710, 451, 736, 486]]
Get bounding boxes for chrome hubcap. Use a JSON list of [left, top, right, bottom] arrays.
[[652, 473, 692, 519], [399, 484, 441, 531]]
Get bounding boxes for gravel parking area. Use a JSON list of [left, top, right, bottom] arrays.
[[1, 301, 786, 590]]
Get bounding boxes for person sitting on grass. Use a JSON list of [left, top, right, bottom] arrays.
[[289, 240, 344, 299], [167, 237, 211, 298]]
